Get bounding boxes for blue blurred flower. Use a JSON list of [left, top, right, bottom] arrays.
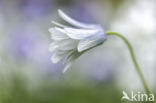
[[70, 2, 97, 23], [9, 24, 64, 72], [19, 0, 55, 20], [49, 10, 106, 72]]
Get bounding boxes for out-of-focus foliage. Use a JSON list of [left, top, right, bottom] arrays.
[[0, 73, 122, 103]]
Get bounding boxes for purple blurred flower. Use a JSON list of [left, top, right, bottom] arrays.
[[19, 0, 55, 20], [9, 24, 63, 72], [65, 1, 98, 24]]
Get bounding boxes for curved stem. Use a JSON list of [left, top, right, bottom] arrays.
[[106, 31, 151, 95]]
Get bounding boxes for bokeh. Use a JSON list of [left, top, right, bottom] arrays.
[[0, 0, 156, 103]]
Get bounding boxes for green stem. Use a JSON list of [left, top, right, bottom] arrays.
[[106, 31, 151, 95]]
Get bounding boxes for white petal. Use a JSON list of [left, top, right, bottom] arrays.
[[57, 39, 78, 50], [64, 28, 99, 40], [62, 51, 81, 73], [77, 35, 106, 52], [49, 28, 69, 40], [58, 9, 96, 29], [66, 50, 82, 63], [51, 21, 68, 28], [62, 62, 72, 73], [51, 50, 68, 63], [49, 42, 59, 52], [54, 27, 66, 34], [50, 39, 78, 51]]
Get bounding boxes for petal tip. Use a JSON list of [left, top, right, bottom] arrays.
[[58, 9, 64, 16], [77, 47, 83, 52], [62, 66, 68, 73], [62, 63, 72, 73], [48, 28, 53, 32], [51, 20, 56, 24], [58, 9, 62, 13], [51, 57, 57, 64]]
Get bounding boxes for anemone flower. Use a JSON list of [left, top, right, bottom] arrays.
[[49, 9, 106, 73]]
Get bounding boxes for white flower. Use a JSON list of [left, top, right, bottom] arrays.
[[49, 9, 106, 73]]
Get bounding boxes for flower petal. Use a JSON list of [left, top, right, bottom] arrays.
[[51, 52, 64, 64], [64, 28, 99, 40], [50, 39, 78, 51], [58, 9, 96, 29], [62, 51, 82, 73], [58, 39, 78, 51], [49, 42, 59, 52], [66, 50, 82, 63], [77, 35, 106, 52], [62, 62, 72, 73], [51, 21, 68, 28], [51, 50, 69, 63], [49, 28, 69, 40]]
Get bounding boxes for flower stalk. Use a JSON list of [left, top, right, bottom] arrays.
[[106, 31, 151, 96]]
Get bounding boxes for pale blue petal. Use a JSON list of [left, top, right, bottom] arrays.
[[50, 39, 78, 51], [62, 51, 82, 73], [54, 27, 66, 34], [49, 42, 59, 52], [58, 9, 97, 29], [64, 28, 100, 40], [51, 50, 67, 63], [58, 39, 78, 50], [77, 35, 106, 52], [62, 62, 72, 73], [51, 21, 69, 28], [49, 28, 69, 40]]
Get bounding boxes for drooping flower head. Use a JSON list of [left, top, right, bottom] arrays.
[[49, 9, 106, 73]]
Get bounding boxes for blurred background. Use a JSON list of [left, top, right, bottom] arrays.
[[0, 0, 156, 103]]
